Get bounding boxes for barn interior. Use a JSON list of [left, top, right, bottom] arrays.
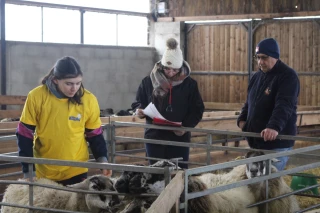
[[0, 0, 320, 212]]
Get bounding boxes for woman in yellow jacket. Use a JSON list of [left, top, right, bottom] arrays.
[[16, 56, 111, 185]]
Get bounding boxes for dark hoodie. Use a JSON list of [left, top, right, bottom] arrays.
[[237, 60, 300, 149]]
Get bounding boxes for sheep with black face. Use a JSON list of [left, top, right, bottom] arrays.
[[244, 151, 300, 213], [112, 160, 180, 213]]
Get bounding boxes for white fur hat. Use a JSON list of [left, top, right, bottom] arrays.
[[161, 38, 183, 69]]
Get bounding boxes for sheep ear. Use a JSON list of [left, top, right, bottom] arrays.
[[67, 180, 89, 190], [245, 151, 253, 158]]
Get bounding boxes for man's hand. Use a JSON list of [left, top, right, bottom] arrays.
[[102, 169, 112, 177], [135, 109, 146, 119], [261, 128, 278, 141], [239, 121, 246, 130]]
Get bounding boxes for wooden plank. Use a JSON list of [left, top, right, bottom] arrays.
[[216, 25, 221, 102], [204, 102, 243, 110], [225, 25, 231, 103], [204, 27, 211, 101], [187, 23, 194, 68], [297, 106, 320, 111], [0, 121, 19, 128], [108, 116, 145, 123], [299, 112, 320, 126], [0, 110, 22, 119], [196, 118, 239, 130], [213, 25, 219, 102], [219, 25, 225, 103], [235, 25, 241, 103], [0, 95, 26, 105], [203, 111, 239, 117], [146, 171, 184, 213], [204, 102, 320, 111], [229, 25, 236, 103]]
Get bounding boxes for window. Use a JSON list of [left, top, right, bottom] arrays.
[[6, 4, 42, 42], [5, 1, 150, 46], [118, 15, 148, 46], [84, 12, 117, 45], [43, 8, 80, 44]]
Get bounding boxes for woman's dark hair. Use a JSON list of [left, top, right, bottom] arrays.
[[41, 56, 84, 105]]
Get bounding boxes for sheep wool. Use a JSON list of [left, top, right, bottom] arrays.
[[188, 172, 258, 213], [1, 175, 117, 213]]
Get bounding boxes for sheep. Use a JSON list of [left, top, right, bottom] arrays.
[[244, 151, 300, 213], [188, 173, 259, 213], [187, 150, 301, 213], [2, 160, 179, 213], [112, 160, 180, 213], [114, 160, 180, 194], [1, 175, 121, 213]]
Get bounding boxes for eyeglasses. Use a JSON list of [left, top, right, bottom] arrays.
[[254, 55, 269, 61]]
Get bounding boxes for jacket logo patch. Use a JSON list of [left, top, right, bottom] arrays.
[[265, 87, 271, 95], [166, 61, 172, 65], [69, 114, 81, 121]]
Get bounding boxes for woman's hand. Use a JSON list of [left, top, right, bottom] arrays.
[[239, 121, 246, 130], [102, 169, 112, 177], [135, 109, 146, 119], [173, 130, 185, 136]]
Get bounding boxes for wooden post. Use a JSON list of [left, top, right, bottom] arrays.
[[146, 171, 185, 213]]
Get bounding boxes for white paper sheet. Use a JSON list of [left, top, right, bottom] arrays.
[[143, 103, 166, 120]]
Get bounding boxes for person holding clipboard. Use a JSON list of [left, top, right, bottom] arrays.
[[132, 38, 204, 169]]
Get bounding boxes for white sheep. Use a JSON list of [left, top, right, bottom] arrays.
[[244, 151, 300, 213], [2, 160, 179, 213], [188, 172, 258, 213], [1, 175, 121, 213], [187, 150, 301, 213]]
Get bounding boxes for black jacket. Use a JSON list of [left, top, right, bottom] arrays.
[[132, 76, 204, 142], [237, 60, 300, 149]]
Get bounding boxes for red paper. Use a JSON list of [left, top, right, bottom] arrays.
[[153, 117, 182, 127]]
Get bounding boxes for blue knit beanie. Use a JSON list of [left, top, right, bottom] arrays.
[[255, 38, 280, 59]]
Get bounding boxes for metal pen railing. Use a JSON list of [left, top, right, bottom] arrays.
[[0, 121, 319, 212], [106, 121, 320, 213]]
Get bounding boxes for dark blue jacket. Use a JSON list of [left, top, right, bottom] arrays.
[[237, 60, 300, 149], [131, 76, 204, 142]]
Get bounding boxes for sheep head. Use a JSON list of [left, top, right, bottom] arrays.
[[245, 151, 279, 179], [68, 175, 121, 212], [245, 151, 267, 178], [115, 160, 180, 194], [114, 163, 145, 193]]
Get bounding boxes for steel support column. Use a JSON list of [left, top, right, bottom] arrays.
[[0, 0, 6, 103], [247, 20, 253, 82], [80, 9, 84, 44]]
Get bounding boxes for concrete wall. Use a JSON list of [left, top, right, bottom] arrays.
[[5, 41, 156, 111], [154, 22, 185, 60]]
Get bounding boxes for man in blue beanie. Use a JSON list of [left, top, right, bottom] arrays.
[[237, 38, 300, 171]]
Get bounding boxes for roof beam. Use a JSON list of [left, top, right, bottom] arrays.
[[6, 0, 149, 17], [158, 11, 320, 22]]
